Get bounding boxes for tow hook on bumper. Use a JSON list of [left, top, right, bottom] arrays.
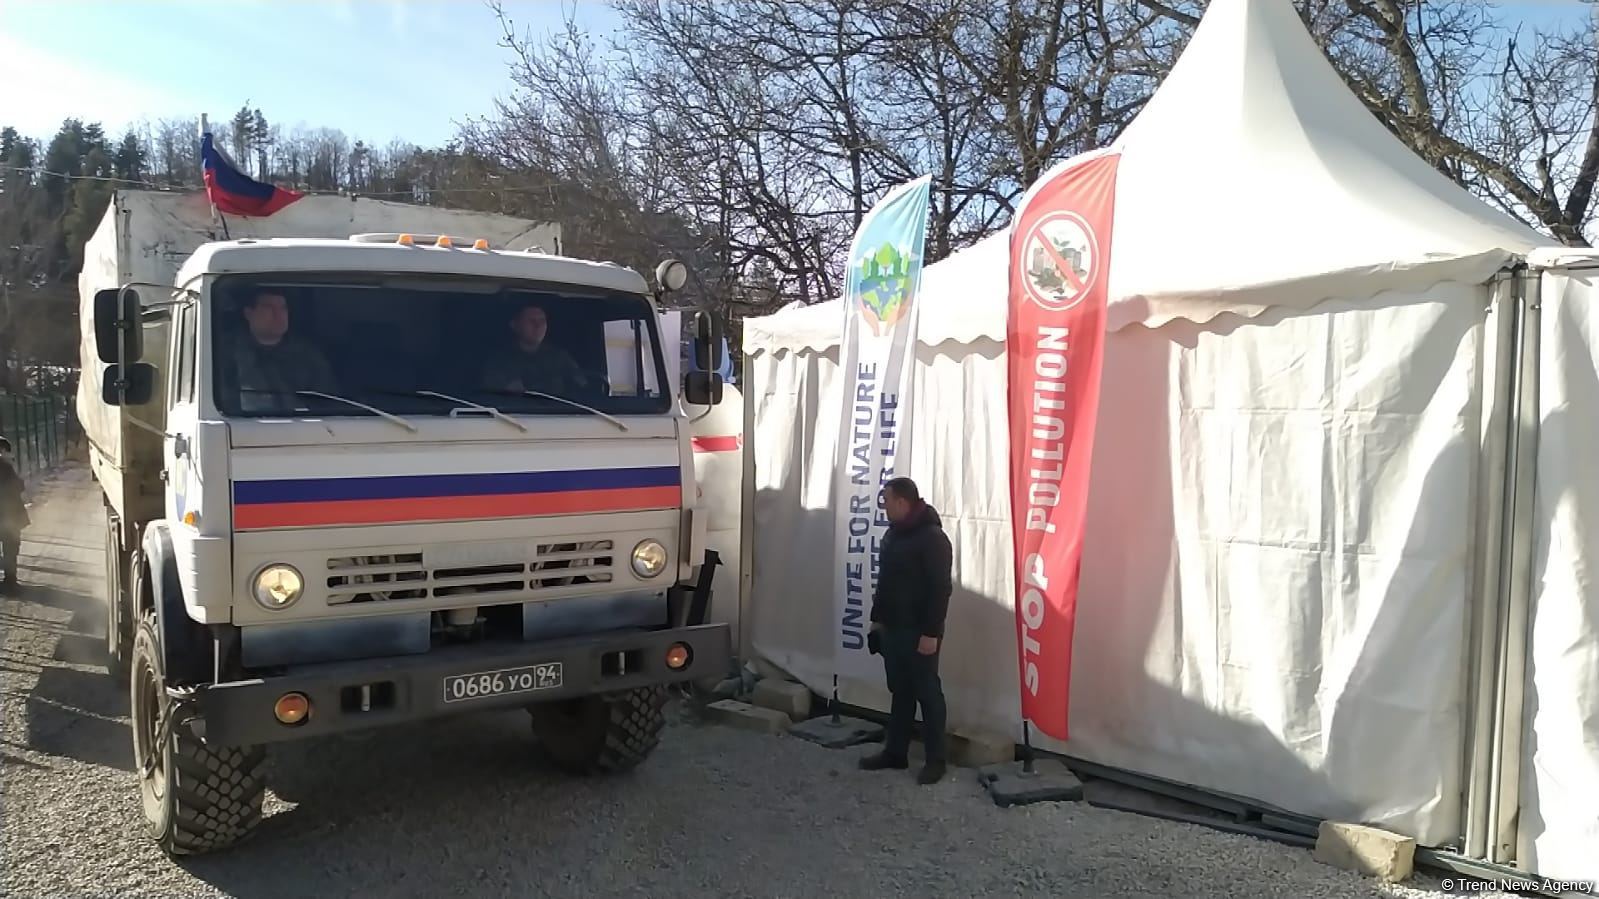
[[191, 623, 731, 747], [158, 686, 206, 742]]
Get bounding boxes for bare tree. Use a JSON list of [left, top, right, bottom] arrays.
[[152, 117, 200, 186], [469, 2, 736, 309], [617, 2, 842, 308]]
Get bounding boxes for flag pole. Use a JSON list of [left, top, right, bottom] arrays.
[[198, 114, 229, 240], [1021, 719, 1036, 774]]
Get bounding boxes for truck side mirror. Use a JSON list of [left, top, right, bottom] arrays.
[[100, 362, 156, 407], [94, 287, 144, 364], [683, 370, 724, 407], [692, 309, 724, 373]]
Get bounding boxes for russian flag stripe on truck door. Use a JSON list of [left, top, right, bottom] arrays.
[[232, 465, 681, 530]]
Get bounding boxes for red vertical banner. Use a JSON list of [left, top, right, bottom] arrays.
[[1006, 152, 1120, 742]]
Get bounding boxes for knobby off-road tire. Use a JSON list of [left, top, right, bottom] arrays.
[[528, 684, 668, 774], [130, 610, 266, 856], [103, 510, 131, 685]]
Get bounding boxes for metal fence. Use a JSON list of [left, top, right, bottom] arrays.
[[0, 392, 81, 477]]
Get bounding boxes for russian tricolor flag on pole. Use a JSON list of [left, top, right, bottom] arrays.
[[200, 132, 303, 217]]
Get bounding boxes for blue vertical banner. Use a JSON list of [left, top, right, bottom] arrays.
[[832, 175, 933, 681]]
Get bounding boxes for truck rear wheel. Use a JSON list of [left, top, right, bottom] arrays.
[[130, 611, 266, 856], [528, 685, 668, 774], [103, 511, 131, 684]]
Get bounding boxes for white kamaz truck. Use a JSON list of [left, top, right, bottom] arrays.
[[77, 190, 731, 855]]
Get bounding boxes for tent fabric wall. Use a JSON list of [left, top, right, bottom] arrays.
[[1518, 260, 1599, 882], [1068, 286, 1489, 846], [750, 341, 1020, 734], [748, 281, 1495, 845]]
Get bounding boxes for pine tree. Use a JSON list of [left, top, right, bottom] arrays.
[[64, 148, 114, 262], [42, 121, 92, 211], [251, 108, 270, 177], [230, 103, 253, 162], [114, 131, 146, 182]]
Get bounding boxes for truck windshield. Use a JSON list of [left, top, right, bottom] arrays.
[[210, 274, 672, 419]]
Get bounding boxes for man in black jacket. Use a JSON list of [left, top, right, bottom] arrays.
[[860, 477, 953, 785]]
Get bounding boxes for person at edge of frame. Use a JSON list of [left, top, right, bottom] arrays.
[[0, 436, 30, 594]]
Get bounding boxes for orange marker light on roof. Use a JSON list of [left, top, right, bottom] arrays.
[[472, 239, 490, 250], [435, 235, 453, 248], [396, 234, 414, 246]]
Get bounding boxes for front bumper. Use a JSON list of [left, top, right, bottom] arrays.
[[187, 623, 730, 746]]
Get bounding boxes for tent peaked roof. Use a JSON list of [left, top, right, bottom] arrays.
[[1106, 0, 1546, 327], [743, 0, 1553, 355]]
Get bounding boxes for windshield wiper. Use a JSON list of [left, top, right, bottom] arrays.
[[413, 390, 529, 433], [294, 390, 418, 433], [510, 390, 629, 432]]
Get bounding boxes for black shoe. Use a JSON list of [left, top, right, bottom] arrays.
[[917, 761, 947, 785], [859, 751, 909, 771]]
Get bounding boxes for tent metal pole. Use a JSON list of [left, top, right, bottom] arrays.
[[1487, 268, 1541, 866], [738, 369, 757, 662], [1463, 272, 1520, 859]]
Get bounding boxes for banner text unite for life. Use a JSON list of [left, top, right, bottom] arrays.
[[840, 361, 899, 651]]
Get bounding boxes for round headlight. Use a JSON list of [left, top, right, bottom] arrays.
[[253, 564, 304, 610], [631, 540, 669, 578]]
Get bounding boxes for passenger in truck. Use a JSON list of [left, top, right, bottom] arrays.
[[223, 289, 338, 412], [479, 301, 589, 397]]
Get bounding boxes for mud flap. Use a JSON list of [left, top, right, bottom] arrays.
[[668, 549, 721, 628]]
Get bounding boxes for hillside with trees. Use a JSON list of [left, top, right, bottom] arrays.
[[3, 0, 1596, 390]]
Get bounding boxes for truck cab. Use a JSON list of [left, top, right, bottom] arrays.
[[87, 230, 731, 856]]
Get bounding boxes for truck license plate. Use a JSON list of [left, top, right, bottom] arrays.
[[442, 663, 563, 704]]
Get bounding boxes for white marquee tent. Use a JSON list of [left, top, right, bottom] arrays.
[[739, 0, 1597, 882]]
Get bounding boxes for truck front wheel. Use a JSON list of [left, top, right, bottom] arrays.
[[130, 611, 266, 856], [528, 685, 668, 774]]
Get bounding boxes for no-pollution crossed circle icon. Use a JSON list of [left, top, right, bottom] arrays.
[[1021, 211, 1100, 313]]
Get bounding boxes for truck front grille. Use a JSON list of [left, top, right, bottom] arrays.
[[325, 541, 616, 605]]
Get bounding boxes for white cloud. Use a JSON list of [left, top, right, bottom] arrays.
[[0, 34, 183, 139]]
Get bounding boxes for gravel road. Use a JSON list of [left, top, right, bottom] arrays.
[[2, 466, 1511, 899]]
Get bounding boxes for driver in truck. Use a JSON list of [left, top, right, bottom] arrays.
[[225, 288, 338, 410], [480, 300, 589, 396]]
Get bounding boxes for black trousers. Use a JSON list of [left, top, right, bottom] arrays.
[[879, 627, 947, 763], [1, 533, 18, 582]]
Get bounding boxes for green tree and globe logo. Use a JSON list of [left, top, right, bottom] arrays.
[[853, 241, 918, 336]]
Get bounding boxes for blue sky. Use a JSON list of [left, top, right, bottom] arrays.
[[0, 0, 1590, 149], [0, 0, 622, 146], [1484, 0, 1595, 29]]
